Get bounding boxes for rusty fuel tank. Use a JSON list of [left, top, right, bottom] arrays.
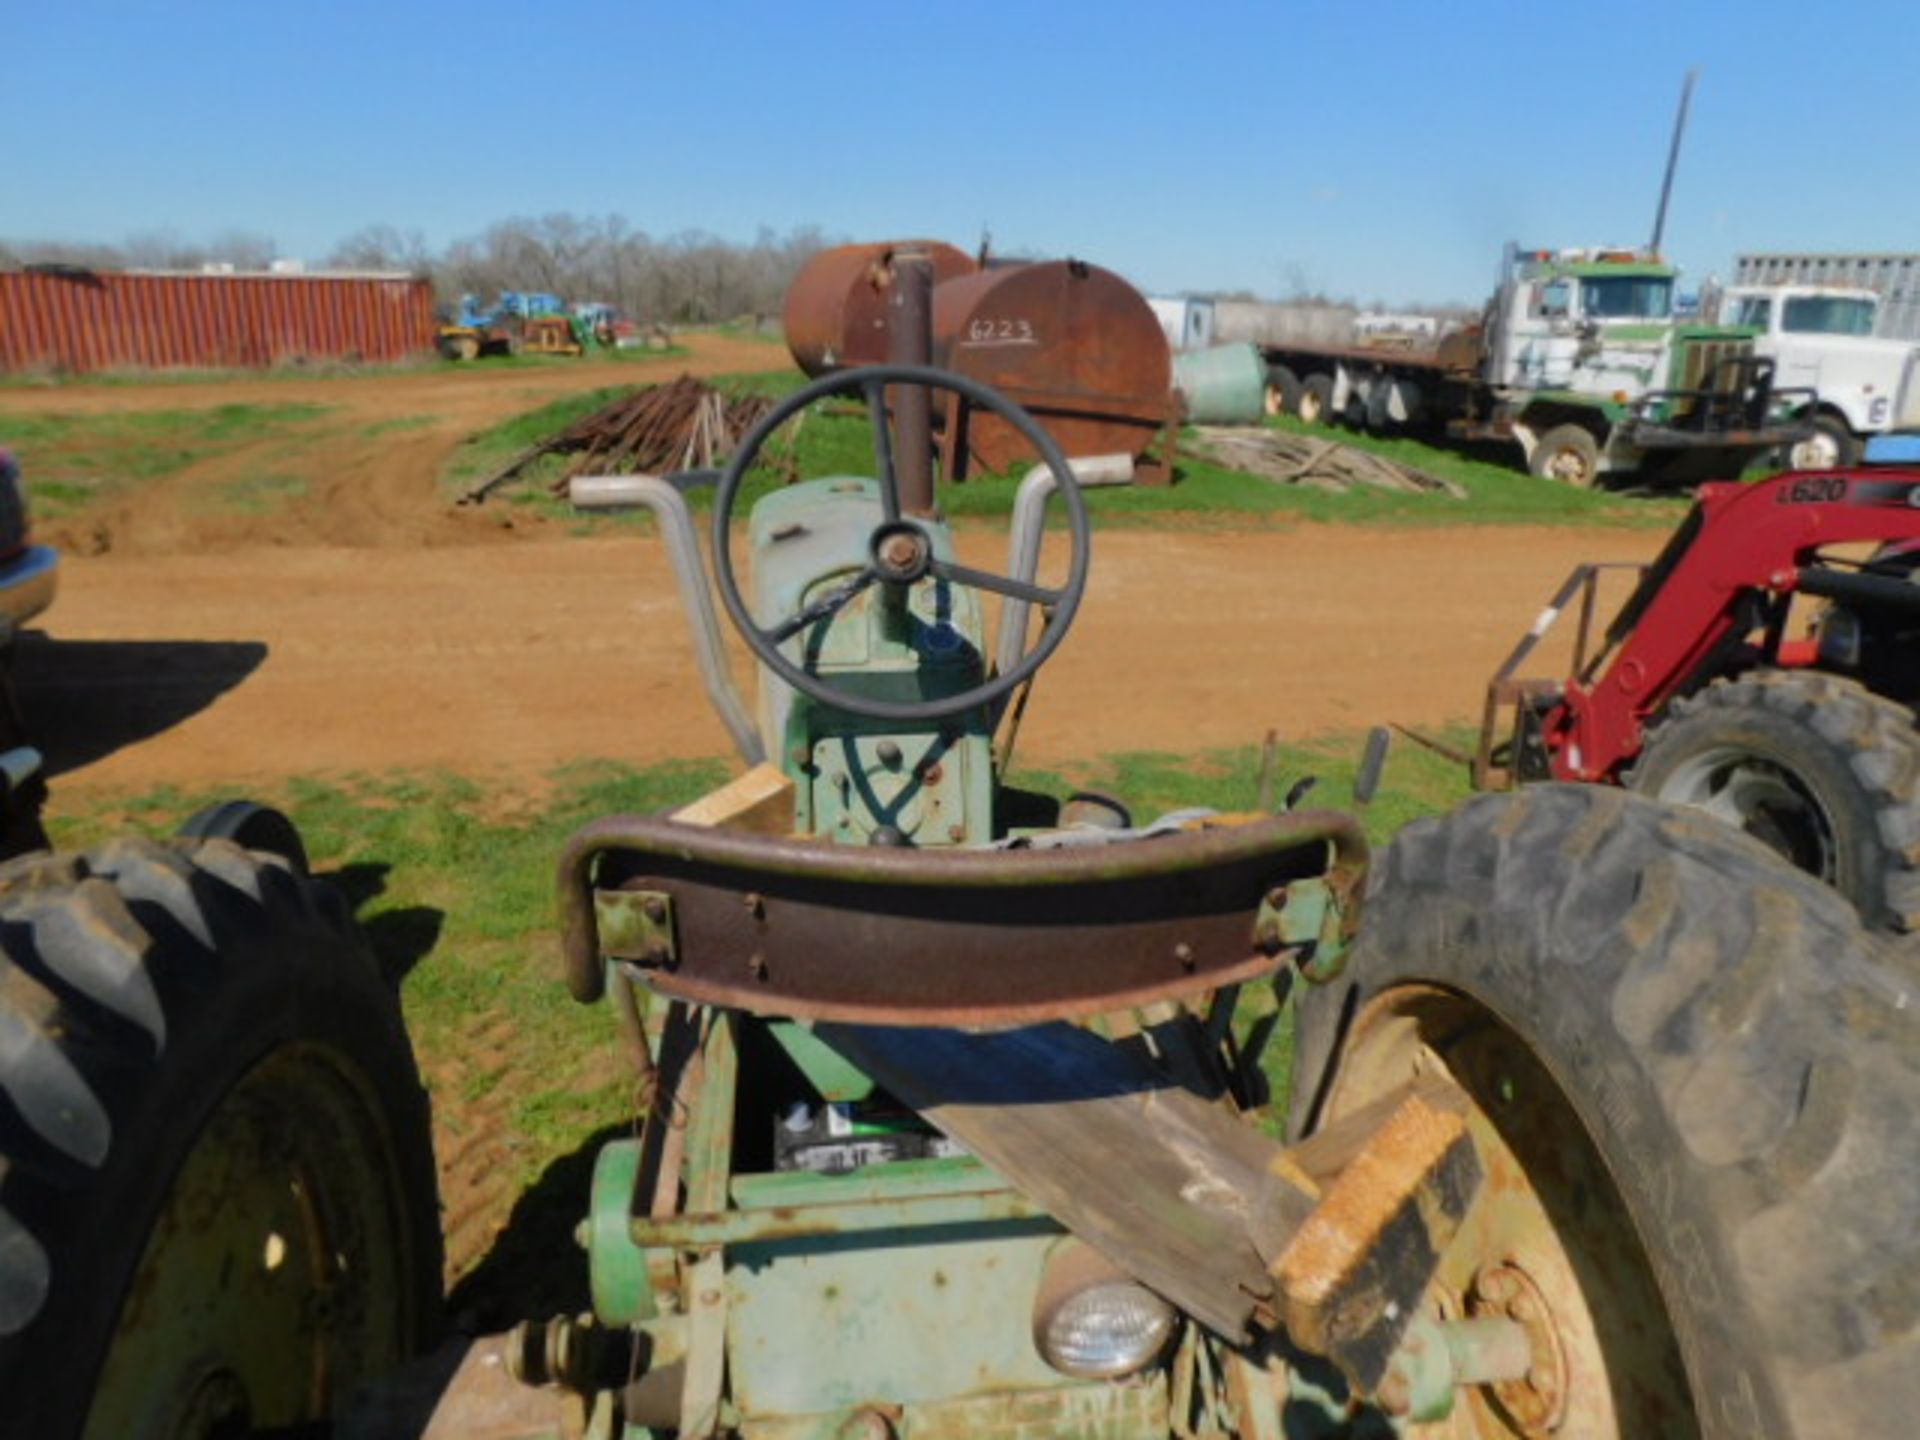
[[931, 259, 1173, 476], [784, 240, 978, 375]]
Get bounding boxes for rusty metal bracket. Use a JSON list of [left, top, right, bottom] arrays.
[[557, 810, 1368, 1025], [1263, 876, 1350, 984], [596, 889, 676, 969]]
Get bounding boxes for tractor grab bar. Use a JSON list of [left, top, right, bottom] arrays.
[[996, 453, 1135, 680], [570, 474, 766, 766]]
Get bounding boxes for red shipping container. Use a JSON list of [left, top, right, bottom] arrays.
[[0, 268, 437, 374]]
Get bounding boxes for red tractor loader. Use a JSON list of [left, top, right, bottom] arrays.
[[1477, 439, 1920, 930]]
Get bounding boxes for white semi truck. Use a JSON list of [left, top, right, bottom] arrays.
[[1259, 244, 1811, 486], [1719, 284, 1920, 467]]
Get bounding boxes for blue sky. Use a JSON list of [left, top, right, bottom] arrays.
[[7, 0, 1916, 304]]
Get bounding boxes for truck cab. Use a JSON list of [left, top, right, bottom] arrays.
[[1489, 247, 1678, 400], [1720, 284, 1920, 466]]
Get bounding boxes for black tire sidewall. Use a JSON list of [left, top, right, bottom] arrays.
[[1631, 690, 1895, 928], [1300, 373, 1333, 424], [1265, 364, 1302, 417], [1289, 791, 1811, 1436], [1787, 415, 1858, 470], [1529, 422, 1599, 484], [1300, 888, 1782, 1435], [1, 868, 441, 1437]]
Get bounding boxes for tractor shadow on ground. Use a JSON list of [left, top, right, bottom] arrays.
[[443, 1124, 612, 1330], [326, 861, 444, 984], [11, 633, 267, 775]]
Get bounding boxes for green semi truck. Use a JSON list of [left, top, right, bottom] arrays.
[[1260, 243, 1812, 486]]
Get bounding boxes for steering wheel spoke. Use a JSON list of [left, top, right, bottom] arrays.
[[711, 363, 1090, 723], [927, 558, 1063, 608]]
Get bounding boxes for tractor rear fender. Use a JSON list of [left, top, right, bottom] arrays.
[[556, 808, 1366, 1022]]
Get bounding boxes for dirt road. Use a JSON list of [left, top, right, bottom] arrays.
[[2, 339, 1663, 791], [26, 523, 1662, 795]]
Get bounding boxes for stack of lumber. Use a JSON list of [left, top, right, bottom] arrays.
[[459, 376, 776, 504], [1194, 428, 1465, 498]]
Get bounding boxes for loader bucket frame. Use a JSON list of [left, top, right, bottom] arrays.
[[1474, 562, 1648, 790]]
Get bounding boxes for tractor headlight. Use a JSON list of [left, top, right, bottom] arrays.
[[1032, 1242, 1176, 1380]]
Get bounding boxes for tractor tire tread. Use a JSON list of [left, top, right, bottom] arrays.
[[0, 834, 428, 1412], [1297, 785, 1920, 1439], [1626, 669, 1920, 928]]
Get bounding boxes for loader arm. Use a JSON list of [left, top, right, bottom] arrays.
[[1544, 468, 1920, 782]]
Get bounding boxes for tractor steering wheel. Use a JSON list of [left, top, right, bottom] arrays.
[[711, 364, 1091, 723]]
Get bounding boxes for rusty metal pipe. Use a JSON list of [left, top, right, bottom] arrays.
[[886, 248, 936, 516], [610, 965, 658, 1102], [629, 1186, 1042, 1250]]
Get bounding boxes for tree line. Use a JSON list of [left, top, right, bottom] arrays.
[[0, 215, 834, 325]]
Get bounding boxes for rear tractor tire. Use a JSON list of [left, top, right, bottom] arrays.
[[1626, 669, 1920, 931], [0, 836, 442, 1439], [1289, 785, 1920, 1438], [1528, 422, 1600, 487]]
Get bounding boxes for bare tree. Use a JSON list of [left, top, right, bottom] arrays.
[[3, 214, 833, 323], [328, 225, 431, 274]]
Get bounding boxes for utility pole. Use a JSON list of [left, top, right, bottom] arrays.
[[1650, 68, 1699, 257]]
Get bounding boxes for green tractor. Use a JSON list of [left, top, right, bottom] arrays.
[[3, 357, 1915, 1439]]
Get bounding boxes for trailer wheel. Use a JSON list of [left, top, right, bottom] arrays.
[[1785, 413, 1858, 470], [1625, 669, 1920, 930], [1264, 364, 1302, 417], [1289, 785, 1920, 1437], [1528, 423, 1599, 486], [1298, 373, 1334, 426], [0, 837, 442, 1438]]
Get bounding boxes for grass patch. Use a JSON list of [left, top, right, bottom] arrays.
[[49, 759, 731, 1160], [3, 402, 336, 516], [1018, 726, 1473, 849], [45, 729, 1475, 1293], [439, 384, 645, 502], [455, 371, 1690, 532]]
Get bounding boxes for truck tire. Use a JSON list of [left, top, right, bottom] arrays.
[[1288, 785, 1920, 1438], [0, 837, 442, 1439], [1785, 413, 1859, 471], [1625, 670, 1920, 930], [1528, 422, 1600, 486], [1299, 373, 1334, 426], [1265, 364, 1302, 418]]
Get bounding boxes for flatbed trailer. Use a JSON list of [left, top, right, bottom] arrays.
[[1259, 245, 1811, 486]]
